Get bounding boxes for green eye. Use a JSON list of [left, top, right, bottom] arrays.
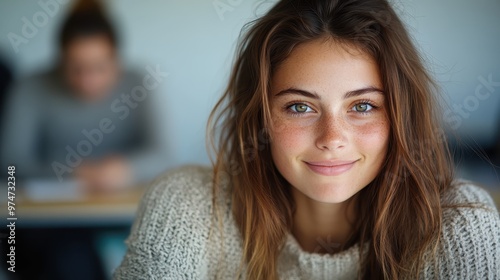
[[290, 103, 311, 113], [353, 103, 373, 112]]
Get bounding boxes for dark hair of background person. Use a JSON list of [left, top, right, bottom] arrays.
[[59, 0, 118, 50], [208, 0, 455, 279]]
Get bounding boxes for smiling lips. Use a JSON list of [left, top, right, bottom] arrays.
[[304, 159, 359, 176]]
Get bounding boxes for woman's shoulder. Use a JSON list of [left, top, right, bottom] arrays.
[[144, 165, 216, 210], [441, 179, 498, 209], [427, 180, 500, 278], [141, 164, 235, 222], [115, 165, 227, 279], [440, 179, 499, 238]]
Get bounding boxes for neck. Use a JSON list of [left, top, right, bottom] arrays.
[[291, 188, 358, 254]]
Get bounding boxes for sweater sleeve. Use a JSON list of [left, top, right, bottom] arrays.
[[113, 166, 214, 280], [422, 183, 500, 279]]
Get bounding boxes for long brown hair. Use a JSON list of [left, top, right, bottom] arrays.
[[208, 0, 454, 279]]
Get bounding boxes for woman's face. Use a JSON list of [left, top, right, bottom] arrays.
[[270, 38, 390, 204], [63, 34, 119, 101]]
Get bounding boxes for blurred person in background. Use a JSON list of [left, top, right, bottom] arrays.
[[1, 0, 167, 191], [1, 1, 169, 279]]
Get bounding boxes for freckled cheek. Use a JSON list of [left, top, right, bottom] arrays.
[[271, 118, 314, 153], [352, 119, 390, 157]]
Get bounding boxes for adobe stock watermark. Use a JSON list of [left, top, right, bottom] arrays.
[[213, 0, 244, 21], [7, 0, 70, 54], [51, 65, 169, 181], [444, 74, 499, 130]]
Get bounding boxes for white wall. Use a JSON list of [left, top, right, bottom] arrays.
[[395, 0, 500, 145], [0, 0, 499, 167]]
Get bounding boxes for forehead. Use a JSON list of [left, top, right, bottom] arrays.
[[64, 35, 115, 56], [271, 38, 382, 96]]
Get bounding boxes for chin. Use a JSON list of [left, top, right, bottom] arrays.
[[298, 181, 359, 204]]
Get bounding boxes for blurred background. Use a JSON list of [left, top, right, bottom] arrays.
[[0, 0, 499, 279]]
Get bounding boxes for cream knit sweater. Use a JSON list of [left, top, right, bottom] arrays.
[[114, 166, 500, 279]]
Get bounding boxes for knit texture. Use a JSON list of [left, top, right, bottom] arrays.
[[114, 165, 500, 279]]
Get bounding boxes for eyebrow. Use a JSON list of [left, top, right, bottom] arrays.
[[274, 86, 384, 99], [345, 86, 384, 98]]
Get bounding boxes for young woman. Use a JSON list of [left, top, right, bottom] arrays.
[[115, 0, 500, 279]]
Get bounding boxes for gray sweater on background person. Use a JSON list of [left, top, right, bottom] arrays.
[[1, 68, 169, 183], [114, 165, 500, 279]]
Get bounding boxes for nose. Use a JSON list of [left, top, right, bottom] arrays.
[[315, 113, 347, 151]]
